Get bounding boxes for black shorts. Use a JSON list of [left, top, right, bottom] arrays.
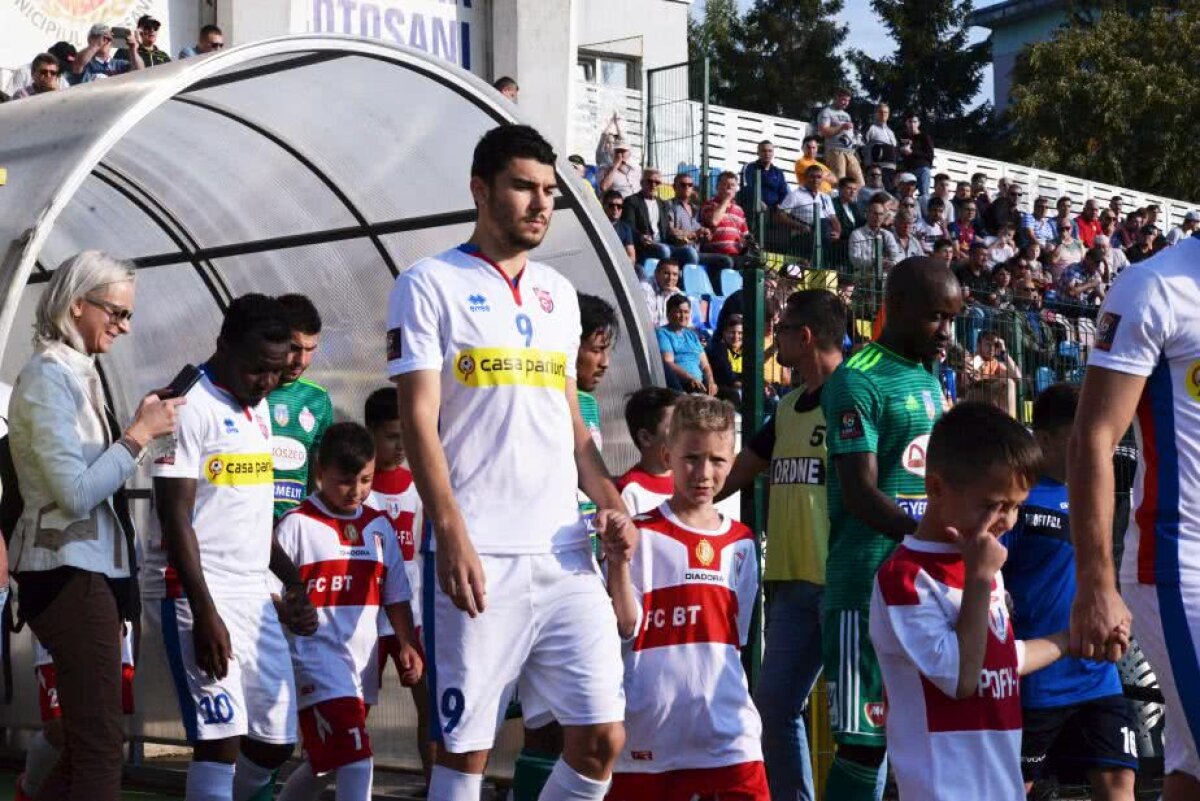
[[1021, 694, 1139, 783]]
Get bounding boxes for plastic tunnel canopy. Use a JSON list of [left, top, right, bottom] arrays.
[[0, 34, 661, 465]]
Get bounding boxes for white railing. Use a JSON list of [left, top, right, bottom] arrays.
[[571, 80, 1197, 228]]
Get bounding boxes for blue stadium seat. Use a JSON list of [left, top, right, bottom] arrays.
[[639, 257, 659, 282], [1057, 341, 1081, 367], [1035, 366, 1055, 396], [719, 269, 743, 297], [687, 294, 706, 330], [708, 295, 726, 332], [682, 263, 715, 296]]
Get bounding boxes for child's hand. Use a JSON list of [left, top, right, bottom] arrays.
[[949, 509, 1008, 580], [596, 509, 637, 564], [397, 640, 425, 687]]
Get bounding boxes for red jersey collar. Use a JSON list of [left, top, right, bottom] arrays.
[[459, 243, 526, 305]]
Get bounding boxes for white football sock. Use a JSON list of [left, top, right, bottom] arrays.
[[277, 761, 328, 801], [429, 764, 484, 801], [334, 757, 373, 801], [22, 730, 60, 797], [186, 760, 236, 801], [537, 759, 610, 801]]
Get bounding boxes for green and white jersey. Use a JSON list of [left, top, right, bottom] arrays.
[[577, 389, 602, 517], [821, 342, 942, 611], [268, 377, 334, 518]]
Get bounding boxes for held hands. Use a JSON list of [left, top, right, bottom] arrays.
[[395, 639, 425, 687], [596, 509, 637, 564], [436, 517, 487, 617], [1070, 585, 1132, 663], [282, 586, 318, 636]]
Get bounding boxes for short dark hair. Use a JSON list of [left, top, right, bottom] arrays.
[[276, 293, 322, 335], [579, 292, 619, 341], [602, 189, 623, 205], [493, 76, 518, 92], [317, 422, 376, 475], [784, 290, 845, 351], [199, 24, 222, 37], [934, 173, 950, 183], [624, 387, 679, 443], [665, 294, 691, 314], [758, 139, 773, 147], [657, 258, 680, 272], [31, 53, 57, 72], [972, 172, 987, 183], [928, 196, 945, 210], [926, 402, 1042, 489], [1085, 246, 1106, 264], [838, 176, 858, 189], [805, 165, 824, 177], [869, 191, 892, 206], [835, 87, 852, 97], [471, 124, 556, 185], [932, 237, 954, 252], [718, 171, 738, 184], [1032, 383, 1079, 433], [802, 135, 821, 147], [363, 387, 400, 429], [219, 293, 291, 349]]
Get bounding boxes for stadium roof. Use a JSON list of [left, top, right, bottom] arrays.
[[0, 35, 658, 466]]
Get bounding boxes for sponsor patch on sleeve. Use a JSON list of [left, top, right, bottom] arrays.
[[839, 409, 865, 440], [386, 327, 402, 362], [1095, 311, 1121, 352]]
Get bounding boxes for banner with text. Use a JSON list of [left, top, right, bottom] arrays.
[[291, 0, 487, 77]]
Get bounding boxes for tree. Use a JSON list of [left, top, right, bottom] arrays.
[[687, 0, 744, 105], [1006, 6, 1200, 201], [848, 0, 993, 151], [734, 0, 849, 121]]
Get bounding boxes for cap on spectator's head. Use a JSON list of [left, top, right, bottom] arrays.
[[613, 136, 630, 152], [88, 23, 112, 38], [567, 154, 586, 167], [137, 14, 161, 30], [969, 241, 989, 252], [1186, 210, 1200, 222], [896, 172, 917, 185]]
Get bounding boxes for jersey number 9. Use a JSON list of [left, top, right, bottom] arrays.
[[515, 314, 533, 347]]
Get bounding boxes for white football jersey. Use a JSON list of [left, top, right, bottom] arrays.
[[274, 496, 411, 708], [387, 245, 587, 555], [147, 371, 275, 600], [365, 464, 423, 637], [616, 467, 674, 517], [870, 537, 1026, 801], [616, 504, 762, 773], [1085, 238, 1200, 587]]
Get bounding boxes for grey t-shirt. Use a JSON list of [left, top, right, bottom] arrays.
[[818, 106, 855, 153]]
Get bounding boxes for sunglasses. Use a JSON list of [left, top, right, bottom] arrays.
[[85, 297, 133, 324], [606, 202, 623, 209], [677, 181, 694, 187]]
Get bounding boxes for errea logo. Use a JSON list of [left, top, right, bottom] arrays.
[[468, 294, 490, 312]]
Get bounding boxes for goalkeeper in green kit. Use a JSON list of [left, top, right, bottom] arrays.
[[269, 294, 334, 519], [819, 258, 963, 801]]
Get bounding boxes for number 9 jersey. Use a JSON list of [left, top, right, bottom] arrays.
[[386, 245, 587, 555]]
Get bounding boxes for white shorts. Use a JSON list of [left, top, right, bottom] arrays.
[[150, 596, 297, 744], [1126, 581, 1200, 780], [423, 547, 625, 753]]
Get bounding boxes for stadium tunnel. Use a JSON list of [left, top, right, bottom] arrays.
[[0, 35, 660, 768]]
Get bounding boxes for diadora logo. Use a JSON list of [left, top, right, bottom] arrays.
[[468, 294, 490, 312]]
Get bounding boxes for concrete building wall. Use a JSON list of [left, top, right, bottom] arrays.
[[576, 0, 690, 74]]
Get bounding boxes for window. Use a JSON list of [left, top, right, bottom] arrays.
[[577, 51, 639, 90]]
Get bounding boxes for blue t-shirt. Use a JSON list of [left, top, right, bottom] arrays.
[[656, 326, 703, 387], [1000, 477, 1122, 708]]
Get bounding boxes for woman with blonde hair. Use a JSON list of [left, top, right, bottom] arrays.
[[8, 250, 182, 800]]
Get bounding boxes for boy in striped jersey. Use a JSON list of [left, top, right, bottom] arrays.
[[820, 258, 962, 800], [276, 423, 422, 801], [603, 395, 767, 800]]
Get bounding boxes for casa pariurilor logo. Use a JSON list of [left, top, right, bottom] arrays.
[[15, 0, 151, 42]]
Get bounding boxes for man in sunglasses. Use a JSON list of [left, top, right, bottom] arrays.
[[602, 190, 637, 266], [117, 15, 172, 67], [71, 23, 143, 84], [180, 24, 225, 59], [12, 53, 65, 98]]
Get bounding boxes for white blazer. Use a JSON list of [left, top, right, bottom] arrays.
[[8, 341, 137, 577]]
